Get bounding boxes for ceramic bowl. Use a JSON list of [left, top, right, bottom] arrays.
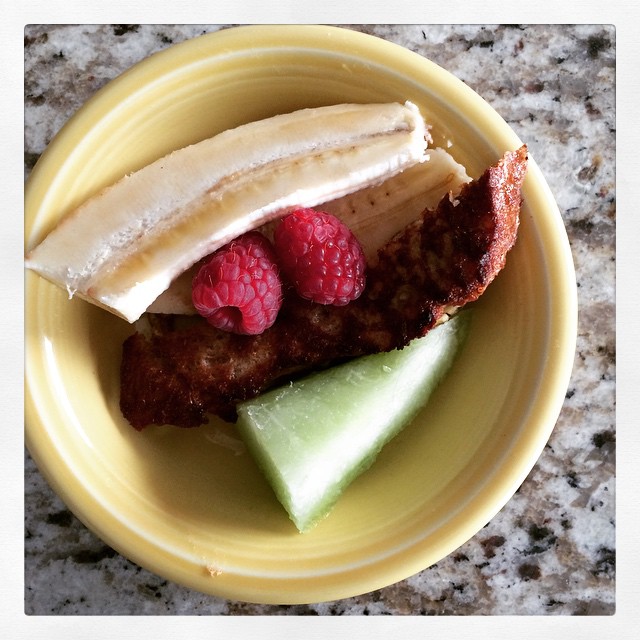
[[25, 25, 577, 604]]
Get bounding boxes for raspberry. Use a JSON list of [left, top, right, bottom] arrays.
[[192, 231, 282, 335], [274, 208, 366, 306]]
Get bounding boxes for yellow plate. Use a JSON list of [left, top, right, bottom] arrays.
[[25, 25, 577, 604]]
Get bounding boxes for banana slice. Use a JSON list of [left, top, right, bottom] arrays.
[[25, 102, 429, 322]]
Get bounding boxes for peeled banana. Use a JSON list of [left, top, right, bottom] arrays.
[[25, 102, 429, 322]]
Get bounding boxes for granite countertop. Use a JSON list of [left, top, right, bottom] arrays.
[[24, 24, 615, 615]]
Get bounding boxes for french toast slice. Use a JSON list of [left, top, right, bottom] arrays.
[[119, 146, 528, 429]]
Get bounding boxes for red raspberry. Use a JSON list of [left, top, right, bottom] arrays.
[[274, 208, 366, 306], [192, 231, 282, 335]]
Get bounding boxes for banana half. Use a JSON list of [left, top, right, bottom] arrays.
[[25, 102, 430, 322]]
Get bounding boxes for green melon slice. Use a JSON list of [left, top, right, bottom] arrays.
[[236, 312, 470, 532]]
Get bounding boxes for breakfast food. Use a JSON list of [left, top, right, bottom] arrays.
[[25, 99, 527, 431], [191, 231, 283, 335], [273, 208, 367, 306], [237, 312, 470, 532], [26, 96, 528, 531], [25, 102, 429, 322], [119, 145, 528, 429]]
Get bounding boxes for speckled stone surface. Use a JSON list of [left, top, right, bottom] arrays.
[[24, 24, 615, 615]]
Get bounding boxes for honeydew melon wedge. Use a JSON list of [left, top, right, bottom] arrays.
[[236, 312, 470, 532]]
